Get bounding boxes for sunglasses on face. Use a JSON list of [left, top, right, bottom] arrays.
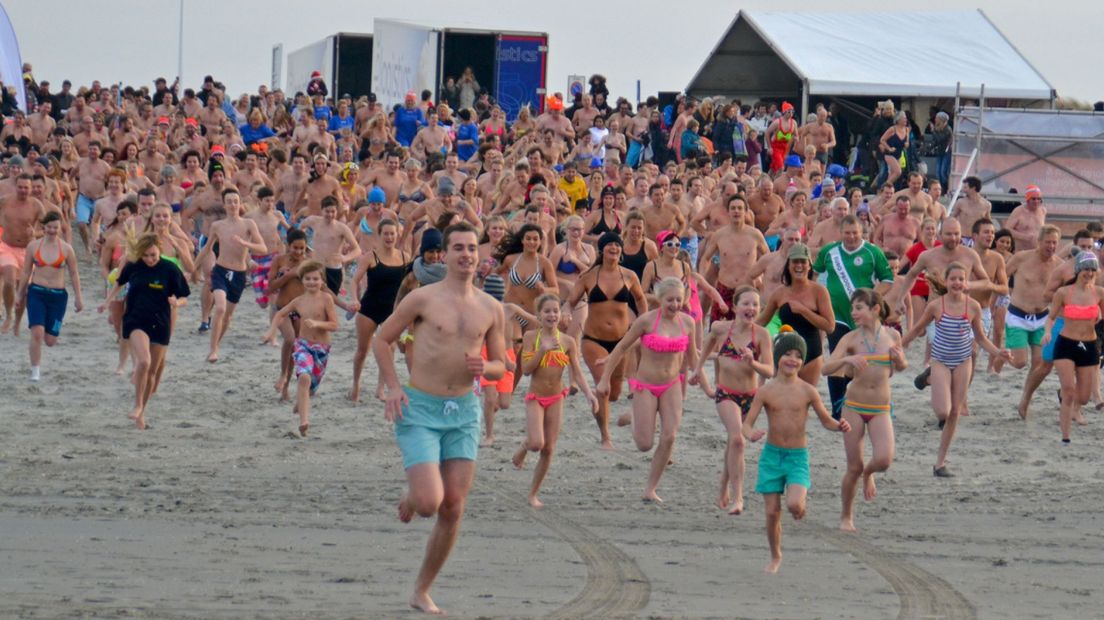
[[662, 239, 681, 249]]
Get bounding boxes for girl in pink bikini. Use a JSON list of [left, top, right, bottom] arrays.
[[690, 286, 774, 515], [513, 294, 598, 508], [597, 277, 699, 502]]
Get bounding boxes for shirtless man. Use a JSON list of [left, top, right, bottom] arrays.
[[1003, 225, 1062, 418], [892, 172, 934, 220], [373, 221, 506, 616], [572, 94, 600, 135], [969, 217, 1009, 369], [804, 105, 836, 165], [294, 155, 341, 221], [873, 196, 920, 258], [749, 176, 787, 233], [0, 175, 46, 333], [808, 197, 850, 253], [300, 196, 361, 314], [362, 151, 403, 211], [28, 101, 56, 147], [182, 164, 234, 233], [476, 157, 503, 199], [275, 153, 309, 216], [926, 179, 948, 221], [231, 151, 272, 193], [410, 109, 451, 162], [772, 155, 811, 196], [699, 195, 769, 320], [889, 218, 993, 315], [192, 188, 267, 362], [950, 176, 991, 242], [74, 141, 111, 257], [175, 118, 209, 160], [431, 151, 467, 191], [1003, 185, 1047, 251], [536, 129, 564, 168], [90, 171, 129, 248], [640, 184, 685, 241], [536, 97, 574, 143]]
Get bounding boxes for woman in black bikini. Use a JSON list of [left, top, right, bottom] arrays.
[[583, 186, 622, 244], [350, 219, 410, 402], [566, 232, 648, 449], [757, 243, 834, 385]]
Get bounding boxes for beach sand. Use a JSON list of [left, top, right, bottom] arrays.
[[2, 259, 1103, 619]]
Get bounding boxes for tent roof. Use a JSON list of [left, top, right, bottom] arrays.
[[686, 10, 1055, 101]]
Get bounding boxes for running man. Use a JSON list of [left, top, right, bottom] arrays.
[[372, 221, 507, 615]]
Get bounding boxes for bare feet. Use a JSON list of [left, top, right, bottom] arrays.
[[275, 377, 288, 396], [128, 406, 143, 421], [641, 490, 663, 503], [512, 447, 526, 470], [374, 385, 386, 401], [1073, 411, 1089, 426], [616, 412, 632, 427], [863, 472, 877, 501], [528, 495, 544, 508], [480, 435, 495, 448], [115, 364, 126, 376], [716, 490, 730, 511], [1017, 399, 1029, 420], [765, 557, 782, 574], [409, 592, 444, 615], [600, 439, 615, 451], [960, 403, 970, 417], [0, 317, 11, 334], [299, 423, 309, 437], [727, 498, 744, 515], [347, 386, 360, 403], [207, 351, 219, 363], [397, 491, 414, 524], [840, 518, 857, 533]]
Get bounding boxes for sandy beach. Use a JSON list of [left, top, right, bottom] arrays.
[[2, 258, 1103, 619]]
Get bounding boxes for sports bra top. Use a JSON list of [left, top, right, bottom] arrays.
[[719, 321, 758, 361], [641, 310, 689, 354], [509, 254, 543, 289], [33, 239, 66, 269], [1064, 303, 1100, 321], [523, 329, 570, 368]]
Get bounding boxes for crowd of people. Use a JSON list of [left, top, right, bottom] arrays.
[[2, 67, 1100, 614]]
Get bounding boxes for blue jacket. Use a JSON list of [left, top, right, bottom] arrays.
[[394, 106, 426, 147]]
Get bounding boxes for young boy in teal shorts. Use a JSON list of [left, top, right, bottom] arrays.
[[743, 328, 850, 573]]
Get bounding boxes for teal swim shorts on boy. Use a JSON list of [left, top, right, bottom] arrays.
[[394, 385, 482, 469], [755, 443, 811, 494]]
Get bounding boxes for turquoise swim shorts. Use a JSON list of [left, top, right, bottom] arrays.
[[394, 385, 482, 469], [755, 443, 811, 494]]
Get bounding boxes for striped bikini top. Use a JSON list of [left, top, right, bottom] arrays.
[[509, 254, 543, 289]]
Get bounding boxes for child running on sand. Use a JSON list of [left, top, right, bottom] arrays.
[[743, 329, 850, 573], [821, 289, 907, 532], [265, 228, 309, 401], [902, 262, 1011, 477], [263, 259, 337, 437], [512, 293, 598, 507], [689, 285, 773, 515]]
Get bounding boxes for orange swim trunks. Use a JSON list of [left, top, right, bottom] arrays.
[[0, 240, 27, 270], [479, 345, 517, 393]]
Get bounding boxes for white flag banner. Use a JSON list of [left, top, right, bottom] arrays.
[[0, 2, 24, 111]]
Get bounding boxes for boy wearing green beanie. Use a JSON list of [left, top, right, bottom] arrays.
[[743, 327, 851, 574]]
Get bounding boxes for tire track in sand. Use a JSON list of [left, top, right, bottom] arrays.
[[813, 524, 976, 620], [491, 489, 650, 618]]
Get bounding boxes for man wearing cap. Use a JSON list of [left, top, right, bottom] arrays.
[[537, 96, 574, 143], [394, 92, 427, 148], [767, 102, 798, 174], [307, 71, 328, 99], [175, 118, 208, 160], [772, 155, 811, 196], [1004, 185, 1048, 251]]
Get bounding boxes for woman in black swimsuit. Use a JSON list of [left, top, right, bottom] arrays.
[[350, 219, 409, 402], [583, 186, 622, 244], [879, 112, 910, 188], [566, 232, 648, 449], [756, 243, 835, 385], [621, 210, 657, 281]]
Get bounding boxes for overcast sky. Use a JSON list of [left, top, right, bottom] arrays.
[[5, 0, 1102, 103]]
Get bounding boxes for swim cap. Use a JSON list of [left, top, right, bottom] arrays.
[[781, 102, 794, 113], [784, 155, 803, 169], [596, 231, 623, 254], [1025, 185, 1043, 200], [773, 326, 807, 369], [368, 187, 386, 203], [437, 177, 455, 196], [420, 228, 443, 256], [482, 274, 505, 301], [1075, 251, 1099, 274]]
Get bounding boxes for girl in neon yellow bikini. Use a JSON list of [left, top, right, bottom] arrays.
[[821, 288, 907, 532]]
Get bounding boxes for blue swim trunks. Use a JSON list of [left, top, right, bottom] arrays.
[[76, 194, 96, 225], [394, 385, 482, 469], [755, 443, 811, 494]]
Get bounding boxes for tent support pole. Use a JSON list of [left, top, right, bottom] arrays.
[[801, 79, 809, 120], [946, 148, 978, 219]]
